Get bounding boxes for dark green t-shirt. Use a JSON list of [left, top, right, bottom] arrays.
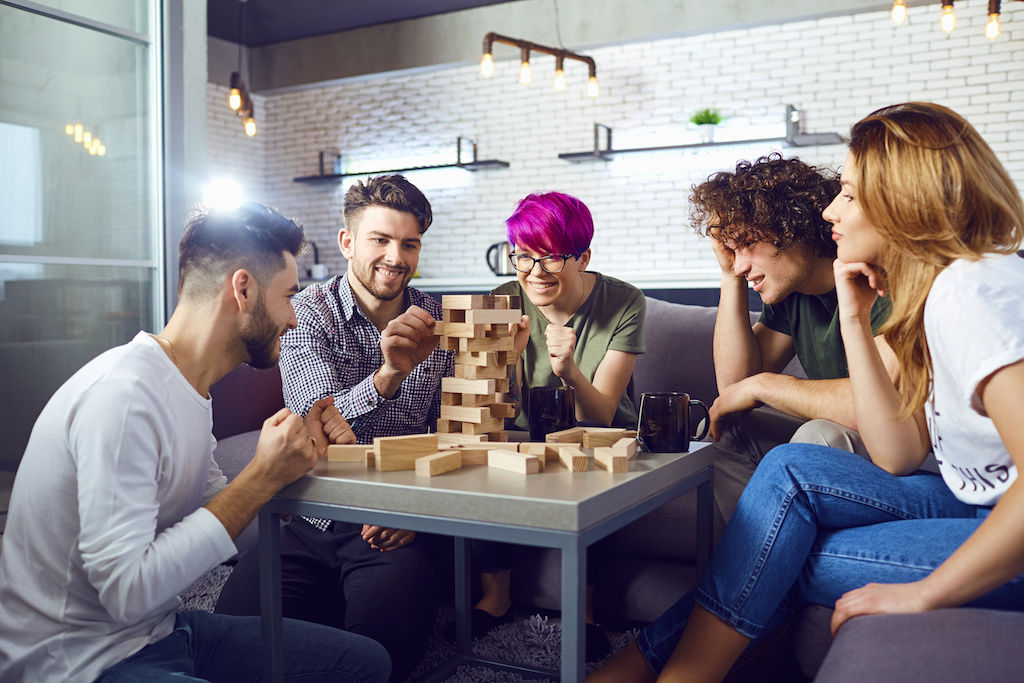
[[759, 290, 891, 380], [494, 272, 646, 430]]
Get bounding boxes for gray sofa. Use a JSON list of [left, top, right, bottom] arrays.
[[210, 296, 1024, 681]]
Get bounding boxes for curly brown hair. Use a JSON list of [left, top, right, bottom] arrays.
[[690, 153, 840, 258]]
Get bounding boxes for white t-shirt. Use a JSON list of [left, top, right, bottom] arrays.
[[0, 333, 237, 682], [925, 252, 1024, 506]]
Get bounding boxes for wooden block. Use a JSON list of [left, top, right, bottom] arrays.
[[464, 309, 524, 326], [439, 336, 459, 352], [365, 450, 375, 469], [450, 446, 489, 465], [435, 418, 455, 433], [455, 363, 508, 380], [443, 294, 493, 310], [440, 404, 493, 424], [373, 434, 439, 471], [493, 377, 510, 394], [485, 430, 510, 444], [440, 322, 490, 338], [459, 336, 515, 353], [518, 442, 561, 460], [612, 437, 639, 459], [415, 450, 462, 477], [431, 320, 445, 336], [462, 416, 505, 434], [437, 432, 489, 446], [487, 449, 540, 474], [558, 446, 590, 472], [582, 429, 638, 449], [493, 294, 521, 310], [545, 427, 587, 444], [326, 444, 373, 463], [593, 447, 629, 473], [442, 377, 496, 395], [487, 402, 517, 419], [443, 308, 465, 324]]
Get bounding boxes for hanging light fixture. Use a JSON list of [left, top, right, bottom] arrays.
[[941, 1, 956, 33], [986, 0, 1002, 39], [228, 0, 256, 136], [891, 0, 908, 24], [480, 32, 598, 97]]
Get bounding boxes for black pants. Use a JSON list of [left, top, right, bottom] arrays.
[[215, 518, 437, 683]]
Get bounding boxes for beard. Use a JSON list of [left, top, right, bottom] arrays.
[[241, 293, 284, 369], [350, 259, 411, 302]]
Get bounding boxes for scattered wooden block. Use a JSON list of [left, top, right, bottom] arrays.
[[582, 429, 638, 449], [440, 405, 493, 424], [518, 442, 562, 460], [487, 449, 540, 474], [326, 444, 373, 463], [465, 309, 524, 326], [415, 450, 462, 477], [437, 432, 490, 446], [441, 377, 497, 395], [373, 434, 439, 471], [545, 427, 587, 444], [558, 445, 590, 472], [365, 450, 375, 469], [451, 446, 491, 465], [593, 447, 629, 473], [612, 437, 639, 459]]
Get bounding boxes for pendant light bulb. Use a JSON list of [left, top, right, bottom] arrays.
[[519, 60, 532, 85], [553, 68, 566, 91], [73, 123, 83, 142], [586, 76, 599, 98], [82, 131, 92, 147], [97, 144, 106, 156], [891, 0, 907, 25], [480, 52, 494, 78], [65, 123, 74, 136], [243, 116, 256, 137], [228, 88, 242, 111], [985, 12, 1001, 40], [941, 3, 956, 34]]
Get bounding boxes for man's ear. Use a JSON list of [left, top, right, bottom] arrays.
[[338, 228, 355, 260], [577, 248, 592, 272], [229, 269, 256, 312]]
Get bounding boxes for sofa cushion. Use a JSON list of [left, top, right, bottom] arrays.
[[814, 608, 1024, 682], [634, 298, 721, 406]]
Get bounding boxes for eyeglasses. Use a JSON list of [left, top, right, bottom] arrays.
[[508, 252, 576, 273]]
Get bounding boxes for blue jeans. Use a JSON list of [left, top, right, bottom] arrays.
[[95, 610, 390, 682], [637, 444, 1024, 674]]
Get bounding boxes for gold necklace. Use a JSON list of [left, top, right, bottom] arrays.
[[152, 334, 181, 372]]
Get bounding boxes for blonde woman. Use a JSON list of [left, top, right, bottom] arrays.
[[591, 102, 1024, 682]]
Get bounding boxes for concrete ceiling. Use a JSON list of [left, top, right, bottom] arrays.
[[207, 0, 527, 46]]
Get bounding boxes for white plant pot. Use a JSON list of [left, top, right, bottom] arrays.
[[698, 124, 716, 144]]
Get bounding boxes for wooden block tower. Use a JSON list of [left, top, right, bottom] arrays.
[[436, 294, 521, 442]]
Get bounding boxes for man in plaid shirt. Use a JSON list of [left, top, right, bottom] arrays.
[[216, 175, 453, 681]]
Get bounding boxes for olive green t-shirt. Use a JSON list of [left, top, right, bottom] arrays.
[[759, 289, 891, 380], [494, 272, 646, 430]]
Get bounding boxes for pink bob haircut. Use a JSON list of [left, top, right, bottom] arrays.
[[505, 192, 594, 257]]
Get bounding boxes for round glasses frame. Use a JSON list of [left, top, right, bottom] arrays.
[[508, 252, 575, 274]]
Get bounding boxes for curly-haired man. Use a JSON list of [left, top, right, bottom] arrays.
[[696, 154, 897, 521]]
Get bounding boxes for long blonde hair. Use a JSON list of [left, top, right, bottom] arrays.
[[848, 102, 1023, 417]]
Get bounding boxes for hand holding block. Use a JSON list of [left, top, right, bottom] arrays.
[[326, 444, 373, 463], [612, 437, 639, 459], [582, 429, 638, 449], [593, 447, 629, 473], [415, 450, 462, 477], [545, 427, 587, 444], [487, 449, 540, 474], [373, 434, 439, 471], [557, 444, 589, 472]]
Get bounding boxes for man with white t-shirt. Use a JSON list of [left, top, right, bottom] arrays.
[[0, 203, 389, 682]]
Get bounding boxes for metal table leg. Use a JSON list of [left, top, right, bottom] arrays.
[[560, 536, 586, 682], [454, 536, 472, 655], [259, 510, 283, 683]]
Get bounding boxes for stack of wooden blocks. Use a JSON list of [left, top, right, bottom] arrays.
[[434, 294, 522, 444]]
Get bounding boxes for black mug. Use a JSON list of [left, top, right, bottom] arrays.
[[528, 385, 576, 442], [636, 392, 709, 453]]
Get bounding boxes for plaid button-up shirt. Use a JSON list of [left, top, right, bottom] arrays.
[[279, 275, 454, 531]]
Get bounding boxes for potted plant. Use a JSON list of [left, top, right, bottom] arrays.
[[690, 108, 724, 143]]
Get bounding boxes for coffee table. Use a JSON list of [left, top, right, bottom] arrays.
[[258, 442, 714, 682]]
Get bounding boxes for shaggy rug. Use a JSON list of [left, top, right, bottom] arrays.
[[179, 562, 636, 682]]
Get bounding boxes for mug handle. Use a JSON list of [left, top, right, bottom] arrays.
[[635, 393, 650, 451], [485, 243, 499, 275], [689, 399, 710, 441]]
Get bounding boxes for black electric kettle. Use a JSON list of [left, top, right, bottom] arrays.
[[486, 241, 516, 276]]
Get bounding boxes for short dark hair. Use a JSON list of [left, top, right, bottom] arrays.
[[178, 201, 305, 300], [342, 174, 433, 234], [690, 153, 840, 258]]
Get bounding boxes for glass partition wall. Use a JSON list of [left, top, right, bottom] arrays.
[[0, 1, 161, 471]]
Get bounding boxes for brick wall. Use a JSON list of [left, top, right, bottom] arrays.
[[207, 0, 1024, 283]]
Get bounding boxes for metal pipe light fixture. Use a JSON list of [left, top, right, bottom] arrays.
[[480, 32, 598, 97]]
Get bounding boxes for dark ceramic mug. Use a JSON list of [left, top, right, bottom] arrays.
[[528, 385, 576, 442], [636, 391, 709, 453]]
